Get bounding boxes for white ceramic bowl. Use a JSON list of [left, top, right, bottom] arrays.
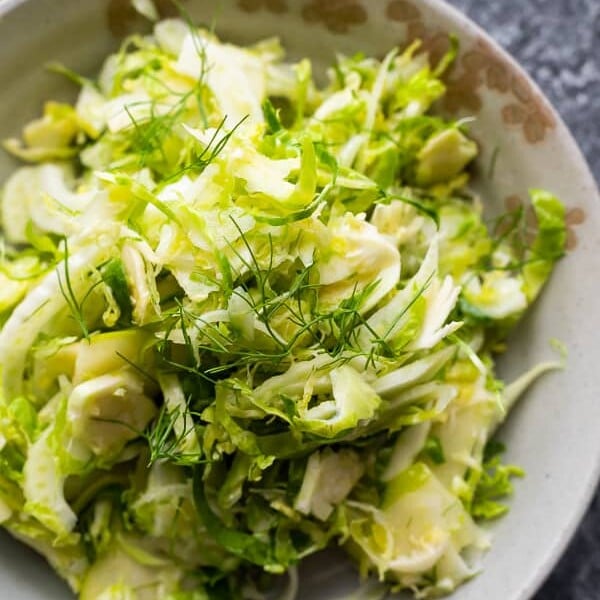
[[0, 1, 599, 599]]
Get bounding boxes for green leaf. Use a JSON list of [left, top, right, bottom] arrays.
[[262, 99, 283, 134], [192, 467, 283, 572], [522, 189, 566, 301], [420, 436, 445, 465], [470, 441, 524, 521], [100, 258, 133, 327], [8, 397, 37, 440]]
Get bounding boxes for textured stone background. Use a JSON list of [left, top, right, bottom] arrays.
[[446, 1, 600, 598]]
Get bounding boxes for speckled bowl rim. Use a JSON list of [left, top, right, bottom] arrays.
[[0, 0, 598, 598]]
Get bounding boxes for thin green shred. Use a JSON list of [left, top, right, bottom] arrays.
[[0, 11, 566, 600]]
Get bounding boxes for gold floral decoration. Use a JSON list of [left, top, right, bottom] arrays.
[[301, 0, 368, 34], [565, 207, 586, 250], [107, 0, 182, 37], [386, 0, 420, 22], [385, 0, 556, 144]]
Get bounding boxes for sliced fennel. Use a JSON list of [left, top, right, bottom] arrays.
[[0, 13, 566, 600]]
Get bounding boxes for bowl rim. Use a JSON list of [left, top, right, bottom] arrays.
[[0, 0, 598, 598]]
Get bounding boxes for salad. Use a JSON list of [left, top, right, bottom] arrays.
[[0, 12, 566, 600]]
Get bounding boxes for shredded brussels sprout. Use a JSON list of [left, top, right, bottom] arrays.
[[0, 13, 565, 600]]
